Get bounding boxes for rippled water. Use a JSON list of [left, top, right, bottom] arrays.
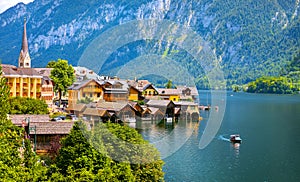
[[139, 91, 300, 181]]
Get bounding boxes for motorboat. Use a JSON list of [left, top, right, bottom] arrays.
[[230, 134, 242, 143]]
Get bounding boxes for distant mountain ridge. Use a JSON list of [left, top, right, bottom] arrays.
[[0, 0, 299, 88]]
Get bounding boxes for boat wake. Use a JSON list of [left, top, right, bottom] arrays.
[[218, 135, 230, 142]]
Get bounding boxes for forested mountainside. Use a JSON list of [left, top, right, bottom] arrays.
[[0, 0, 299, 88]]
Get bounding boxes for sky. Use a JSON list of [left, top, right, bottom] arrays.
[[0, 0, 34, 14]]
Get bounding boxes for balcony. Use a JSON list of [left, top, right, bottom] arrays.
[[82, 88, 102, 93]]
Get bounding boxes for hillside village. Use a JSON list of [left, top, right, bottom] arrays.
[[1, 19, 201, 153]]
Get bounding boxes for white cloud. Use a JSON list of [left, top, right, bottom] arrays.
[[0, 0, 34, 14]]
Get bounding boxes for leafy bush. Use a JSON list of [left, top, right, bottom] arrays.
[[8, 97, 49, 114]]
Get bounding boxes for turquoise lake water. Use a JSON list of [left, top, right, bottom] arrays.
[[139, 91, 300, 181]]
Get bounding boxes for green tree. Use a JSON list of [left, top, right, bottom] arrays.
[[52, 121, 134, 181], [50, 59, 75, 105], [46, 60, 57, 68], [165, 80, 173, 89], [52, 121, 164, 181], [246, 76, 297, 94], [0, 64, 10, 121], [94, 122, 164, 181], [0, 65, 47, 181]]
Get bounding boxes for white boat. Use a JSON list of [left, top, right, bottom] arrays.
[[165, 117, 173, 123], [230, 134, 242, 143]]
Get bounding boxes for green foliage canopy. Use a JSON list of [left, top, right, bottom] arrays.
[[0, 65, 47, 181], [51, 121, 164, 181], [246, 76, 298, 94], [0, 64, 10, 120], [8, 97, 49, 114], [50, 59, 75, 103]]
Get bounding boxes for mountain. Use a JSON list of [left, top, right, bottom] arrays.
[[0, 0, 299, 88]]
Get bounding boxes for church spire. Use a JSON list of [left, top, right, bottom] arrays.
[[18, 17, 31, 68]]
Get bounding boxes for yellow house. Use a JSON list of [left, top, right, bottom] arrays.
[[68, 79, 104, 106], [2, 65, 42, 99], [34, 68, 55, 108], [141, 84, 159, 98], [156, 88, 180, 102], [128, 86, 142, 101]]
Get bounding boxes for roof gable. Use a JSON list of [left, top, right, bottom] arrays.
[[157, 88, 181, 95], [66, 104, 87, 112], [146, 100, 175, 108], [69, 79, 102, 90], [83, 108, 109, 117], [29, 121, 74, 135]]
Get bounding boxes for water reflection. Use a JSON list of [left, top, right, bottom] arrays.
[[232, 143, 240, 158], [133, 119, 200, 159]]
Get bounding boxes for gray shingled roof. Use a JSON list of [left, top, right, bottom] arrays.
[[156, 88, 181, 95], [2, 67, 42, 78], [96, 101, 129, 111], [66, 104, 87, 112], [10, 114, 50, 126], [29, 121, 74, 135], [34, 68, 53, 77], [146, 100, 173, 107], [82, 108, 109, 117]]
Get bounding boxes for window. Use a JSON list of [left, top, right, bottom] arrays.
[[97, 93, 101, 97]]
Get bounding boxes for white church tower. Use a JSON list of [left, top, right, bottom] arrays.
[[18, 18, 31, 68]]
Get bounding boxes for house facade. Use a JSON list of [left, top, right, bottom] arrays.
[[141, 84, 159, 99], [96, 101, 136, 122], [34, 68, 55, 107], [68, 79, 104, 105], [2, 65, 43, 99], [156, 88, 181, 101], [102, 80, 129, 102], [146, 100, 176, 119]]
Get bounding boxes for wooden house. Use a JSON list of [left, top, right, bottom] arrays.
[[156, 88, 181, 101], [28, 121, 74, 153], [66, 103, 87, 117], [128, 86, 143, 101], [145, 107, 165, 121], [68, 79, 104, 105], [82, 108, 110, 122], [174, 101, 200, 121], [102, 80, 129, 102], [146, 100, 176, 119], [177, 86, 199, 103], [96, 101, 136, 122], [10, 114, 74, 153]]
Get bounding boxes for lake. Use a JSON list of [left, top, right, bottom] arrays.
[[139, 91, 300, 181]]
